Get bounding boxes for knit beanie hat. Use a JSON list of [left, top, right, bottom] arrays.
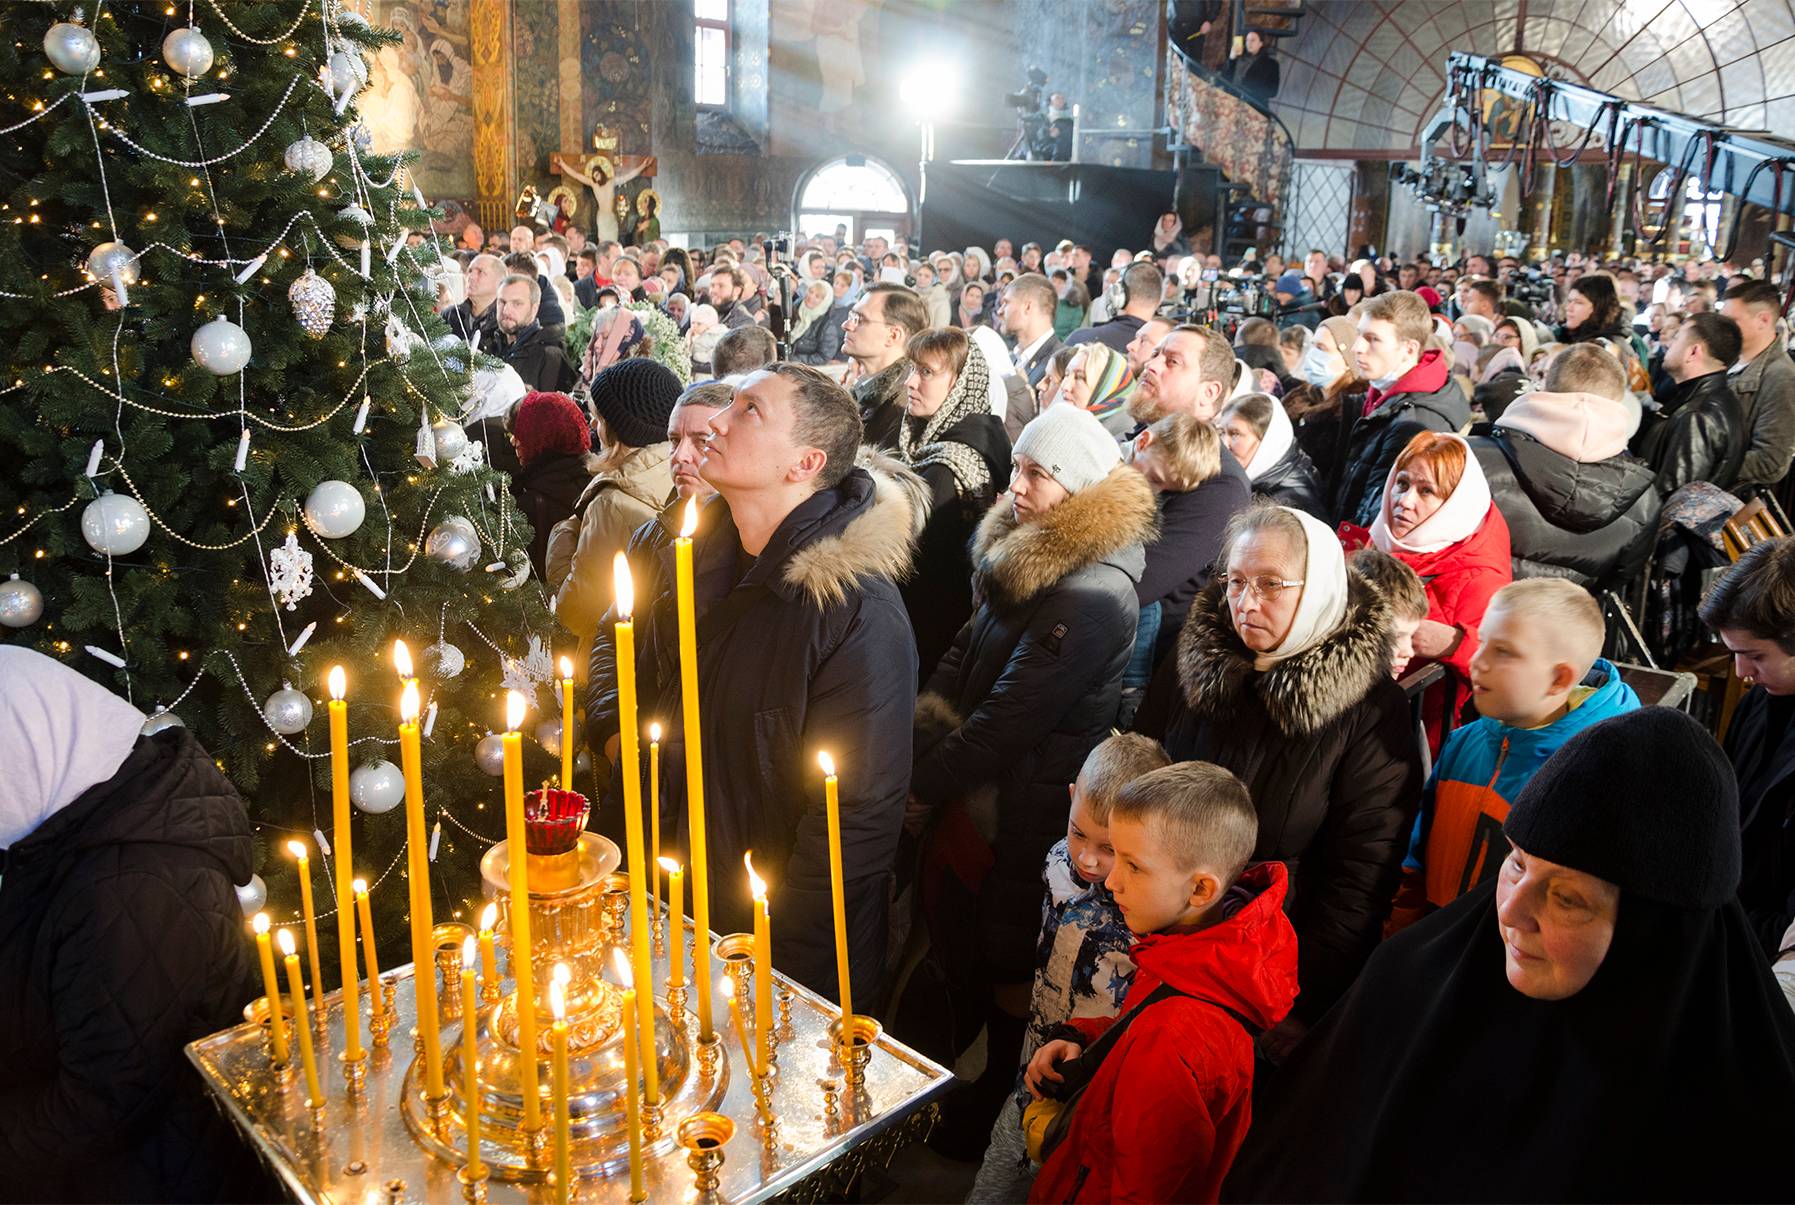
[[1504, 708, 1741, 908], [1318, 316, 1359, 357], [1012, 404, 1122, 493], [1416, 285, 1444, 312], [589, 358, 681, 448], [511, 391, 591, 468]]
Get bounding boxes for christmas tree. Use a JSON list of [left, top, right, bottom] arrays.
[[0, 2, 559, 972]]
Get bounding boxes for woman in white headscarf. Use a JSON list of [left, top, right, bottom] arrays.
[[0, 648, 266, 1201], [1136, 503, 1423, 1061], [1217, 391, 1325, 516], [969, 324, 1024, 420], [789, 278, 847, 366]]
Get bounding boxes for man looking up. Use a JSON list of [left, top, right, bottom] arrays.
[[842, 282, 928, 449], [1129, 324, 1238, 426]]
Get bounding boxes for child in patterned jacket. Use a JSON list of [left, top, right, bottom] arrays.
[[966, 732, 1171, 1202]]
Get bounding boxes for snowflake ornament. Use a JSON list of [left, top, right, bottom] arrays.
[[269, 532, 315, 611], [449, 439, 486, 476], [500, 634, 553, 707]]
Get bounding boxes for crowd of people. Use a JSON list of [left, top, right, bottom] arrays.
[[13, 215, 1795, 1202]]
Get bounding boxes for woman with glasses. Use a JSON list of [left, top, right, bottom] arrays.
[[1135, 502, 1422, 1062]]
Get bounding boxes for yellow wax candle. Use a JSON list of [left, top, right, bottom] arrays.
[[611, 553, 660, 1106], [612, 951, 647, 1201], [746, 853, 772, 1069], [720, 975, 758, 1079], [648, 723, 661, 926], [659, 857, 684, 987], [559, 656, 575, 790], [549, 977, 572, 1205], [501, 691, 543, 1132], [673, 498, 714, 1039], [818, 752, 853, 1023], [460, 938, 484, 1176], [287, 840, 326, 1020], [477, 903, 499, 990], [353, 879, 380, 986], [328, 668, 361, 1061], [279, 929, 323, 1107], [398, 677, 445, 1100], [253, 913, 288, 1064]]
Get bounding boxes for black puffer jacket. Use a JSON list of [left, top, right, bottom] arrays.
[[1136, 572, 1423, 1024], [912, 466, 1158, 980], [1333, 352, 1469, 526], [1252, 440, 1327, 518], [1471, 426, 1661, 589], [497, 321, 579, 394], [0, 728, 268, 1203], [1634, 370, 1747, 495], [510, 450, 593, 584]]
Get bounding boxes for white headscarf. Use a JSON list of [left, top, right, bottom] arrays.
[[1252, 508, 1350, 671], [463, 362, 528, 424], [969, 325, 1019, 418], [1242, 394, 1296, 482], [1369, 432, 1492, 555], [534, 246, 566, 282], [0, 647, 145, 848]]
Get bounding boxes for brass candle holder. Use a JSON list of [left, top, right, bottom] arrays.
[[667, 981, 688, 1027], [819, 1078, 840, 1131], [342, 1049, 369, 1096], [695, 1030, 723, 1081], [433, 923, 474, 1022], [829, 1015, 882, 1088], [678, 1111, 734, 1195], [599, 872, 630, 944], [714, 932, 755, 999], [456, 1162, 489, 1203]]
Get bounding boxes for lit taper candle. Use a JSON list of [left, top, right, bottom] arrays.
[[328, 666, 361, 1060], [746, 852, 772, 1070], [559, 655, 575, 790], [612, 552, 659, 1106], [818, 751, 853, 1024], [399, 678, 445, 1099], [501, 690, 543, 1133], [279, 928, 323, 1107], [673, 497, 714, 1038], [252, 912, 288, 1064], [287, 840, 325, 1021]]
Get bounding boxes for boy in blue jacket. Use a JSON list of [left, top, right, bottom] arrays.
[[1389, 579, 1639, 930]]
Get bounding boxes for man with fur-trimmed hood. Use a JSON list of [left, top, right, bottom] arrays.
[[585, 363, 923, 1005], [909, 404, 1160, 1137]]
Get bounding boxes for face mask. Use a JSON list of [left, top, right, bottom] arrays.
[[1371, 370, 1404, 391], [1300, 345, 1341, 387]]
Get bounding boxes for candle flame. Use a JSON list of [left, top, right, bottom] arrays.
[[392, 639, 413, 679], [400, 679, 420, 722], [352, 878, 368, 896], [649, 721, 662, 743], [818, 750, 836, 777], [462, 935, 476, 969], [745, 851, 767, 902], [611, 947, 633, 989], [719, 974, 735, 1002], [680, 495, 699, 539], [549, 978, 566, 1021], [657, 855, 681, 874], [286, 839, 307, 860], [505, 690, 527, 732], [613, 551, 633, 618], [553, 962, 572, 987], [253, 911, 270, 934], [479, 902, 498, 933], [560, 655, 573, 681], [277, 928, 297, 957], [328, 665, 346, 700]]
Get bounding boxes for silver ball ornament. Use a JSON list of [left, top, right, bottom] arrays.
[[429, 418, 468, 464], [303, 480, 365, 539], [161, 25, 215, 77], [44, 21, 101, 75], [190, 316, 252, 375], [474, 733, 506, 777], [236, 873, 268, 915], [535, 718, 563, 758], [424, 515, 479, 570], [141, 707, 185, 736], [349, 760, 404, 814], [283, 136, 333, 183], [87, 241, 139, 287], [0, 574, 43, 628], [81, 491, 151, 556], [327, 48, 367, 97], [423, 640, 465, 679], [262, 685, 313, 734], [575, 749, 592, 776], [288, 269, 336, 340]]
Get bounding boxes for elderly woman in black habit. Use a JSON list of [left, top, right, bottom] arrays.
[[1227, 707, 1795, 1203]]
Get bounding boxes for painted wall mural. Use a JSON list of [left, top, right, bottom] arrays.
[[363, 0, 475, 203]]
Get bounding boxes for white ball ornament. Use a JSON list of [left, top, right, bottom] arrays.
[[535, 718, 564, 758], [327, 48, 368, 97], [283, 136, 333, 183], [44, 20, 101, 75], [429, 418, 468, 464], [474, 732, 506, 777], [423, 640, 465, 680], [288, 269, 336, 339], [236, 873, 268, 915], [262, 684, 314, 734], [87, 242, 139, 287], [191, 316, 252, 375], [141, 707, 185, 736], [424, 515, 479, 570], [0, 574, 43, 628], [161, 25, 214, 78], [350, 760, 405, 813], [81, 491, 151, 556], [304, 480, 365, 539]]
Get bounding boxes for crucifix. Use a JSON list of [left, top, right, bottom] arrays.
[[551, 126, 656, 244]]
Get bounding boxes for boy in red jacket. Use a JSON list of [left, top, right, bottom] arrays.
[[1024, 762, 1299, 1203]]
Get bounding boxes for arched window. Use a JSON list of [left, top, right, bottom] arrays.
[[794, 156, 912, 247]]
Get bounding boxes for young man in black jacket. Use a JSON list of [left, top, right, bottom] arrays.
[[1635, 310, 1746, 495]]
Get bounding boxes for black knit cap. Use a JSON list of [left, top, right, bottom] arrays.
[[1504, 707, 1741, 908], [590, 358, 682, 448]]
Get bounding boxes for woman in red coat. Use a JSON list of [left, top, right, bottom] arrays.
[[1354, 431, 1511, 743]]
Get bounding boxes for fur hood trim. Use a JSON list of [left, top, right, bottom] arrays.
[[1176, 569, 1393, 738], [782, 449, 928, 608], [970, 464, 1158, 607]]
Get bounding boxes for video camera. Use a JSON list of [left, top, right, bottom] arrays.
[[1003, 67, 1070, 162], [1004, 66, 1049, 114], [1509, 267, 1556, 316], [1167, 270, 1277, 339]]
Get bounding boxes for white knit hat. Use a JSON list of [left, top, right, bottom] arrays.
[[1013, 403, 1123, 493]]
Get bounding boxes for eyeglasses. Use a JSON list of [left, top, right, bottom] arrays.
[[1225, 575, 1305, 601], [841, 310, 888, 330]]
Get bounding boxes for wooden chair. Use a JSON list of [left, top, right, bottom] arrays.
[[1722, 497, 1789, 561]]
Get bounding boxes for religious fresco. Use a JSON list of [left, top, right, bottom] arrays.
[[511, 0, 562, 191], [768, 0, 886, 157], [363, 0, 475, 203]]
